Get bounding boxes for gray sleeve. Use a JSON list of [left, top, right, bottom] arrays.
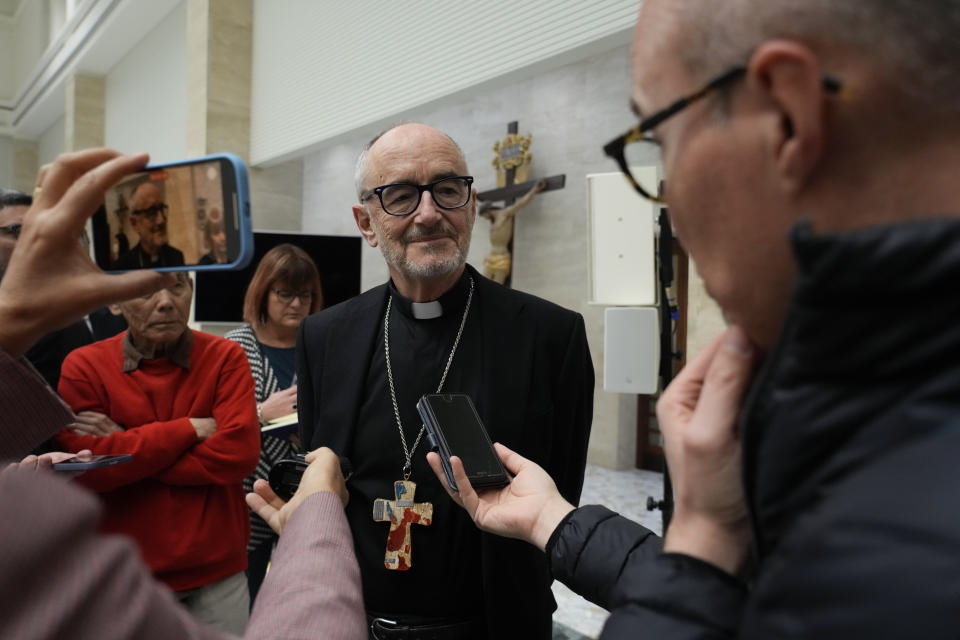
[[0, 350, 75, 461]]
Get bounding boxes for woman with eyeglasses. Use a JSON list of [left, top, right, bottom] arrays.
[[225, 243, 323, 605]]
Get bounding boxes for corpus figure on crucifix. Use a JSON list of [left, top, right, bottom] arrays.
[[479, 180, 546, 285], [478, 121, 565, 288]]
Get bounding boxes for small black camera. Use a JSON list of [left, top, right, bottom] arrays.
[[268, 454, 353, 501]]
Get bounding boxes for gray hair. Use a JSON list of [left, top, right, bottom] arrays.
[[353, 123, 466, 200], [678, 1, 960, 112]]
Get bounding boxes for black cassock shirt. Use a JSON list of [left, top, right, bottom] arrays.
[[346, 272, 486, 620]]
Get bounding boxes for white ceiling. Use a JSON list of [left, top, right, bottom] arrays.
[[4, 0, 182, 138], [0, 0, 22, 18]]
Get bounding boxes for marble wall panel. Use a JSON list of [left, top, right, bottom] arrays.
[[12, 140, 38, 193], [66, 75, 105, 152]]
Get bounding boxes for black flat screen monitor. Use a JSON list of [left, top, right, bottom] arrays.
[[194, 231, 362, 323]]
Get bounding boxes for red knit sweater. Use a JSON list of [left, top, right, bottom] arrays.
[[56, 330, 259, 591]]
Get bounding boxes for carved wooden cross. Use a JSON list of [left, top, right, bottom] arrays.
[[478, 121, 566, 287], [478, 120, 565, 206], [372, 479, 433, 571]]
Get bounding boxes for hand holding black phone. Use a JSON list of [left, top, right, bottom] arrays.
[[417, 393, 510, 492]]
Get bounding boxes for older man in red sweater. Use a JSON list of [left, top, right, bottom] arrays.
[[55, 272, 260, 634]]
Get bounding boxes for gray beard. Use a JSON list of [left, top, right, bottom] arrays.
[[372, 222, 469, 280]]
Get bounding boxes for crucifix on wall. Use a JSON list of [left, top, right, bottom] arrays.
[[477, 121, 565, 288]]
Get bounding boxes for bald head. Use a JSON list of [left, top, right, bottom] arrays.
[[131, 182, 162, 211], [355, 123, 467, 199]]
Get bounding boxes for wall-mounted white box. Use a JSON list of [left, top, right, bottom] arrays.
[[586, 169, 658, 306], [603, 306, 660, 395]]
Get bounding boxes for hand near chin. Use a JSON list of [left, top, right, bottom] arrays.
[[657, 326, 757, 576], [426, 443, 574, 551]]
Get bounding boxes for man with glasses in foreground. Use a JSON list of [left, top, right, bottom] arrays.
[[114, 181, 185, 269], [428, 1, 960, 638], [297, 122, 594, 638]]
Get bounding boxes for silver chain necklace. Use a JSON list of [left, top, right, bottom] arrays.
[[384, 277, 474, 480]]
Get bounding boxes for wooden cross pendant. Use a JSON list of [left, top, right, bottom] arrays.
[[372, 479, 433, 571]]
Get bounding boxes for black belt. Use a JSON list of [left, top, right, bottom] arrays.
[[367, 614, 484, 640]]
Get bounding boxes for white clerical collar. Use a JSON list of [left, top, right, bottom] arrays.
[[388, 270, 472, 320], [410, 300, 443, 319]]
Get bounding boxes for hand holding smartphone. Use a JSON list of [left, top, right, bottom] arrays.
[[90, 153, 252, 273], [417, 393, 509, 492]]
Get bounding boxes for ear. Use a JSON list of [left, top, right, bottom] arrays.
[[466, 188, 478, 228], [747, 41, 829, 194], [108, 303, 123, 316], [352, 203, 379, 248]]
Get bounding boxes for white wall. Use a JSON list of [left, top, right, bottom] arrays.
[[104, 1, 187, 163], [37, 115, 64, 166], [48, 0, 67, 44], [0, 135, 13, 187], [13, 0, 49, 97], [301, 45, 648, 469], [250, 0, 639, 165], [0, 22, 14, 103]]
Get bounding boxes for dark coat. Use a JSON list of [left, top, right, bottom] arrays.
[[25, 307, 127, 388], [549, 219, 960, 638], [113, 243, 184, 270], [297, 265, 594, 639]]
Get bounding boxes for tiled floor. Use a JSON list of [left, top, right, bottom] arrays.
[[551, 464, 665, 639]]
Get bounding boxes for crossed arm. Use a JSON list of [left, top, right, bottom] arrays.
[[54, 349, 259, 492]]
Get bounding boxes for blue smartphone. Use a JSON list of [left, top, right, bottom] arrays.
[[90, 153, 252, 272], [52, 453, 133, 471]]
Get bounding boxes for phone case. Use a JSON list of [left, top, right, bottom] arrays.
[[52, 453, 133, 471], [92, 152, 253, 273], [417, 393, 509, 491]]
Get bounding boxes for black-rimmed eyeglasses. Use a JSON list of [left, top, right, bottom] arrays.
[[603, 66, 844, 203], [273, 289, 313, 305], [131, 203, 169, 219], [362, 176, 474, 217]]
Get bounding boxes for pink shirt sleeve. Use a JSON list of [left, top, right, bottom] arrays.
[[246, 491, 367, 640]]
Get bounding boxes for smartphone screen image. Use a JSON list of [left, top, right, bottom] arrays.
[[417, 393, 509, 490], [90, 153, 252, 272]]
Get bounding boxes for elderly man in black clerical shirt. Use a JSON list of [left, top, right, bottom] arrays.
[[296, 122, 594, 639], [113, 181, 184, 269]]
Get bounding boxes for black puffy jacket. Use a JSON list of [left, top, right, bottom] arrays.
[[550, 219, 960, 639]]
